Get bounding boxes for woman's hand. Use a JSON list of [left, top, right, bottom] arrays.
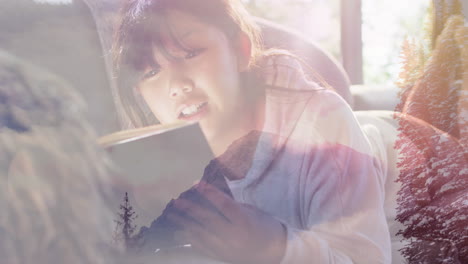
[[167, 182, 286, 264]]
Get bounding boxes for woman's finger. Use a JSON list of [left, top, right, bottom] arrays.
[[166, 200, 228, 240], [197, 183, 241, 220], [172, 197, 229, 231], [166, 208, 195, 230]]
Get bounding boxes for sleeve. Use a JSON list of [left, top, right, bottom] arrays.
[[280, 90, 391, 264]]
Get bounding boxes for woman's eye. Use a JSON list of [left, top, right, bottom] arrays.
[[185, 49, 205, 60], [142, 68, 160, 80]]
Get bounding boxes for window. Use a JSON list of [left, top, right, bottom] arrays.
[[243, 0, 431, 86], [362, 0, 429, 85], [241, 0, 341, 59]]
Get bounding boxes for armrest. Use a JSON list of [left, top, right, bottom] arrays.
[[351, 85, 399, 111]]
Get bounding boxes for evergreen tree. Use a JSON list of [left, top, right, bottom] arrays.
[[113, 192, 140, 251], [396, 0, 466, 140], [394, 114, 467, 263], [394, 0, 468, 262]]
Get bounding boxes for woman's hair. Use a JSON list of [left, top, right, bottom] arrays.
[[112, 0, 265, 128], [112, 0, 331, 129]]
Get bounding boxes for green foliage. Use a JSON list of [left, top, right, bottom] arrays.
[[396, 38, 427, 97], [396, 0, 466, 120], [429, 0, 463, 49]]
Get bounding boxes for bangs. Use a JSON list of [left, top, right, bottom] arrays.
[[119, 12, 166, 73], [119, 2, 220, 74]]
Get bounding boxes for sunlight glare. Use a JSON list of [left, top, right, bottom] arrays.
[[33, 0, 73, 4]]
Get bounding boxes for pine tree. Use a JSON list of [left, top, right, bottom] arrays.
[[113, 192, 140, 251], [394, 0, 468, 262], [397, 0, 466, 139], [396, 38, 426, 103], [394, 114, 467, 263]]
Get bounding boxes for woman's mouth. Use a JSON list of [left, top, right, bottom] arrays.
[[178, 102, 209, 121]]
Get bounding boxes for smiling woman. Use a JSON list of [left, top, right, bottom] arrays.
[[113, 0, 266, 155], [133, 10, 263, 155], [112, 1, 394, 264]]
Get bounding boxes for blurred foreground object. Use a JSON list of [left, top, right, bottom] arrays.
[[0, 0, 118, 135], [0, 50, 118, 264]]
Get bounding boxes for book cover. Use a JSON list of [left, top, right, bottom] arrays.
[[99, 122, 240, 255], [100, 122, 215, 230]]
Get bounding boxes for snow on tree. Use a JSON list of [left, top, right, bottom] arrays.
[[394, 0, 468, 262], [394, 113, 467, 263], [396, 1, 466, 141]]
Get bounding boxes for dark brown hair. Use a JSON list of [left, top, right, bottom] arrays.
[[112, 0, 264, 128]]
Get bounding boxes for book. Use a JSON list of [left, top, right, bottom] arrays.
[[99, 121, 216, 229]]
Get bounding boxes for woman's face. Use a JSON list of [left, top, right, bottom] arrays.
[[137, 10, 262, 152]]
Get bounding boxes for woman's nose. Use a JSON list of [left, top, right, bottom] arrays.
[[169, 78, 193, 98]]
